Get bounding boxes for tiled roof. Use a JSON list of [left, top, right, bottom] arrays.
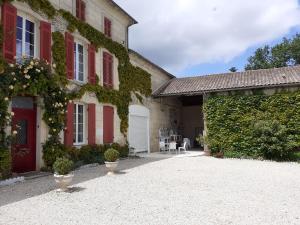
[[153, 66, 300, 97]]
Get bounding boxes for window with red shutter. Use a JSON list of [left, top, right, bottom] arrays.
[[88, 44, 96, 84], [103, 52, 113, 88], [104, 17, 111, 37], [40, 21, 52, 63], [76, 0, 86, 21], [2, 3, 17, 63], [103, 106, 114, 144], [65, 32, 74, 79], [88, 104, 96, 145], [64, 103, 74, 147]]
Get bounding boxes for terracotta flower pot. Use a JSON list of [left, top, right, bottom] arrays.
[[105, 161, 119, 175], [54, 173, 74, 191]]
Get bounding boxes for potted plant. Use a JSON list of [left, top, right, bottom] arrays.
[[104, 148, 120, 175], [53, 157, 74, 191]]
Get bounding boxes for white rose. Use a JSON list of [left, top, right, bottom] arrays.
[[4, 97, 9, 101], [10, 112, 15, 116], [12, 130, 18, 135], [9, 85, 14, 90]]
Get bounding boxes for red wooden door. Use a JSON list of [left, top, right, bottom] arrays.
[[11, 108, 36, 173], [103, 106, 114, 144]]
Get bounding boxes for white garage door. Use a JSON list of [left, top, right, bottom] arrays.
[[129, 105, 149, 153]]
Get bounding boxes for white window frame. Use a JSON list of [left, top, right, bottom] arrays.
[[74, 41, 86, 83], [16, 12, 37, 60], [73, 103, 86, 145]]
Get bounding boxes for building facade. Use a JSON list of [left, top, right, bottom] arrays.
[[1, 0, 169, 173]]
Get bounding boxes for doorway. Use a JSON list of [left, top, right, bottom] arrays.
[[11, 97, 36, 173]]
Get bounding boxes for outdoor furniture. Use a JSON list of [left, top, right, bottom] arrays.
[[178, 142, 187, 153], [159, 141, 168, 152], [183, 138, 191, 149], [168, 142, 177, 153]]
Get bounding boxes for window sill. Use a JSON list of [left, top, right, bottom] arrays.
[[70, 80, 87, 86]]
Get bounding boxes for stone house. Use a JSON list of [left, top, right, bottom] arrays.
[[1, 0, 300, 174]]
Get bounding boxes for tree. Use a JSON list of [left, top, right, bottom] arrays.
[[245, 34, 300, 70], [229, 67, 238, 72]]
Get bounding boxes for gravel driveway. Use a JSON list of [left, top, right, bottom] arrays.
[[1, 152, 300, 225]]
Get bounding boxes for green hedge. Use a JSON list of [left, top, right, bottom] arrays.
[[42, 143, 129, 171], [205, 90, 300, 160]]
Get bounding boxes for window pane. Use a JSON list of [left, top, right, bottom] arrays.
[[15, 120, 28, 145], [73, 105, 77, 143], [77, 133, 83, 143], [25, 20, 34, 33], [12, 97, 34, 109], [78, 72, 84, 82], [78, 44, 83, 53], [17, 28, 23, 41], [17, 16, 23, 28], [16, 40, 22, 59], [25, 43, 34, 58], [78, 105, 83, 114], [25, 32, 34, 44]]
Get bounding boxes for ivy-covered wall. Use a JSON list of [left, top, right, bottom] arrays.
[[0, 0, 152, 179], [204, 90, 300, 159]]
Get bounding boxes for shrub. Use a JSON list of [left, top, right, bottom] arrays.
[[78, 145, 105, 164], [0, 149, 11, 180], [53, 157, 74, 175], [205, 91, 300, 160], [252, 120, 296, 160], [104, 148, 120, 162], [42, 140, 68, 167], [111, 143, 129, 158]]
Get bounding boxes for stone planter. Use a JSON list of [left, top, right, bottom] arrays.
[[54, 173, 74, 191], [105, 161, 119, 175]]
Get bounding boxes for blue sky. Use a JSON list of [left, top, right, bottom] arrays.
[[182, 26, 300, 77], [116, 0, 300, 77]]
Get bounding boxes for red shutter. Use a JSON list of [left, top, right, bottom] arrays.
[[81, 1, 86, 21], [76, 0, 80, 19], [65, 32, 74, 79], [88, 44, 96, 84], [64, 103, 74, 147], [40, 21, 52, 63], [2, 3, 17, 63], [104, 17, 111, 37], [103, 52, 113, 88], [103, 52, 108, 86], [88, 104, 96, 145], [107, 19, 111, 37], [103, 106, 114, 144], [108, 54, 113, 87]]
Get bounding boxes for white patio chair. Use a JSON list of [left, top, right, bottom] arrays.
[[168, 142, 177, 153], [183, 138, 191, 149], [178, 142, 187, 153], [159, 141, 167, 152]]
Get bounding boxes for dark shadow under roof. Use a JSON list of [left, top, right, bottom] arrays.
[[153, 66, 300, 97]]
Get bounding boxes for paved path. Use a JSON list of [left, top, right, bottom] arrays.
[[1, 152, 300, 225]]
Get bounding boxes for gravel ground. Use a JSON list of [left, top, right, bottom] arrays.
[[1, 153, 300, 225]]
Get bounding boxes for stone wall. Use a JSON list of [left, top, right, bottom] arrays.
[[129, 51, 181, 152]]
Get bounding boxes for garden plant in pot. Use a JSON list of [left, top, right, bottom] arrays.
[[53, 157, 74, 191], [104, 148, 120, 175]]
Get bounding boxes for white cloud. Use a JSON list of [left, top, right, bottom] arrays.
[[115, 0, 300, 74]]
